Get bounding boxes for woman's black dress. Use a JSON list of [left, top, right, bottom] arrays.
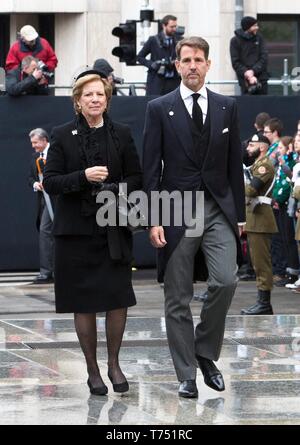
[[53, 125, 136, 313], [54, 226, 136, 313]]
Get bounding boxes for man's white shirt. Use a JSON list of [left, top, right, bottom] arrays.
[[179, 82, 208, 124]]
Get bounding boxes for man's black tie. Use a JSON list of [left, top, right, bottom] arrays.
[[191, 93, 203, 132]]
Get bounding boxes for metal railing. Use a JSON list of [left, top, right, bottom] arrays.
[[1, 59, 299, 95], [206, 59, 300, 96], [0, 67, 5, 91], [42, 83, 146, 96]]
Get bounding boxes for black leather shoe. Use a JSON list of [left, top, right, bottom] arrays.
[[178, 380, 198, 398], [87, 378, 108, 396], [31, 274, 54, 284], [196, 356, 225, 392], [108, 372, 129, 393]]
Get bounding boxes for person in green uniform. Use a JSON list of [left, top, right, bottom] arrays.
[[241, 133, 278, 315]]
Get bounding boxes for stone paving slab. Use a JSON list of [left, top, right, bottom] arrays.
[[0, 271, 300, 424], [0, 276, 299, 317]]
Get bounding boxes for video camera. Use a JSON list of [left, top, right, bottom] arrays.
[[37, 61, 54, 79], [112, 74, 124, 85], [156, 57, 175, 77], [247, 80, 262, 95]]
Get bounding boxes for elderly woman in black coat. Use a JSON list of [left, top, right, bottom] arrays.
[[43, 71, 142, 395]]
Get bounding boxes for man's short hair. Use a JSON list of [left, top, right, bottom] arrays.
[[21, 55, 38, 69], [161, 15, 177, 26], [280, 136, 293, 149], [255, 112, 271, 130], [264, 118, 283, 137], [29, 128, 49, 141], [176, 36, 209, 60]]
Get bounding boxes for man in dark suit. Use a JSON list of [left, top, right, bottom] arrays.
[[137, 14, 182, 96], [143, 36, 245, 398], [28, 128, 54, 284]]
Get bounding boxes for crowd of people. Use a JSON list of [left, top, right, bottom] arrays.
[[3, 15, 269, 97], [240, 117, 300, 315]]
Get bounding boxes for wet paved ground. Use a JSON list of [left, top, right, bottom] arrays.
[[0, 271, 300, 425]]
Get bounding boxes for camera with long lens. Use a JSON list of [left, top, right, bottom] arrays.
[[157, 57, 175, 77], [247, 80, 262, 95], [112, 74, 124, 84], [37, 60, 54, 79]]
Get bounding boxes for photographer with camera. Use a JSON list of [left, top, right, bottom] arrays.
[[6, 55, 49, 96], [137, 15, 182, 96], [5, 25, 58, 74], [230, 16, 269, 95]]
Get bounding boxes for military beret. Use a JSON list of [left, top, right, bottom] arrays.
[[250, 133, 270, 146]]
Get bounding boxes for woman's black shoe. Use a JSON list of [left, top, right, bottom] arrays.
[[108, 372, 129, 393], [87, 378, 108, 396]]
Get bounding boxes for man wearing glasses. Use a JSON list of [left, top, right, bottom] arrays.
[[263, 118, 283, 168]]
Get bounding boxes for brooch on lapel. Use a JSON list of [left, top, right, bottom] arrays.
[[72, 130, 78, 135], [169, 111, 174, 116]]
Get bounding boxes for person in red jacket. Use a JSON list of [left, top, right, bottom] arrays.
[[5, 25, 58, 73]]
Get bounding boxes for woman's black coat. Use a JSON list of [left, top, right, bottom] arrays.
[[43, 116, 142, 262]]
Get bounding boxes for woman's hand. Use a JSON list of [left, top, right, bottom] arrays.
[[85, 166, 108, 183]]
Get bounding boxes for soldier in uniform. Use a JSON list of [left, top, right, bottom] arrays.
[[241, 134, 278, 315]]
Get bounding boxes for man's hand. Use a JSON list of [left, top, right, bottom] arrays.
[[248, 75, 258, 85], [238, 224, 245, 237], [244, 69, 254, 80], [85, 166, 109, 183], [149, 226, 167, 248], [33, 181, 44, 192], [38, 75, 48, 85], [32, 68, 43, 80], [150, 61, 161, 71]]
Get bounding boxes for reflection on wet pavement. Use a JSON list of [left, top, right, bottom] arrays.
[[0, 315, 300, 424]]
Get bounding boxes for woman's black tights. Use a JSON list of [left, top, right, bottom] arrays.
[[74, 308, 127, 387]]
